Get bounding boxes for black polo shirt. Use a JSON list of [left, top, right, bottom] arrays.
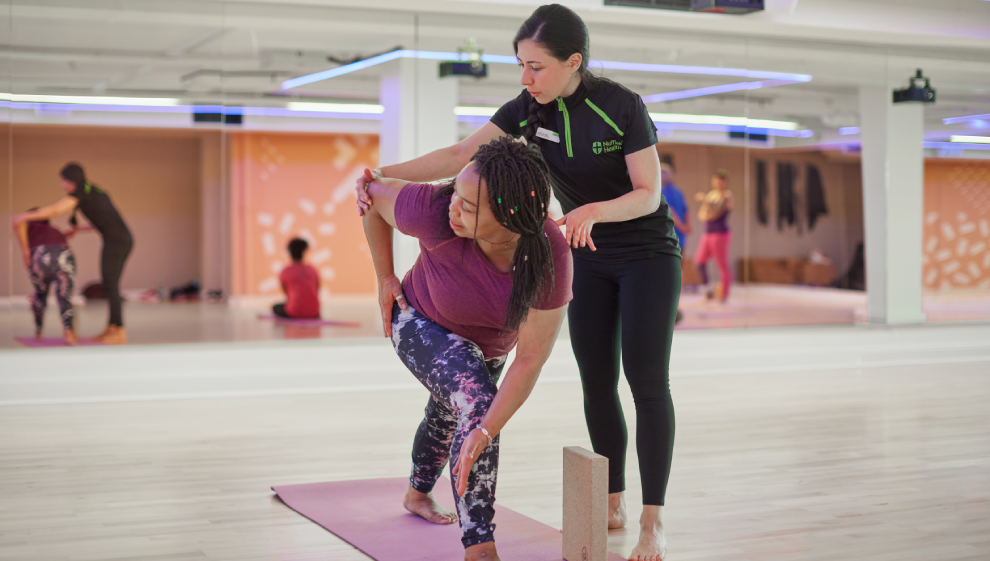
[[491, 79, 681, 263], [68, 183, 132, 243]]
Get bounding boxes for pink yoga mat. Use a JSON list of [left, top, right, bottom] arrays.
[[15, 336, 104, 348], [257, 314, 360, 328], [273, 477, 624, 561]]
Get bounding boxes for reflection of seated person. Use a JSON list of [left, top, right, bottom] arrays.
[[13, 209, 78, 345], [273, 238, 320, 320]]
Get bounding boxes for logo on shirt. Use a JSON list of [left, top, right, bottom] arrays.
[[592, 139, 622, 155]]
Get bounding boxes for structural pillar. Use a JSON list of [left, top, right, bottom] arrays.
[[858, 85, 926, 324], [379, 57, 458, 279]]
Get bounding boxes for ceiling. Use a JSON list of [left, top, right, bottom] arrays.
[[3, 0, 989, 146]]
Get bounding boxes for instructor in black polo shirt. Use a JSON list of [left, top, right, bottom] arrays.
[[356, 5, 678, 560], [13, 163, 134, 345]]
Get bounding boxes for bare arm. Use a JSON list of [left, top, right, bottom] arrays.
[[361, 177, 413, 336], [452, 304, 568, 495], [379, 121, 507, 182], [557, 144, 663, 250], [12, 196, 78, 224], [14, 221, 31, 268]]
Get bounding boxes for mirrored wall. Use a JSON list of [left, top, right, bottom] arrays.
[[2, 1, 988, 349]]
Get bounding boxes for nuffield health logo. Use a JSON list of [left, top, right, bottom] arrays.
[[593, 139, 622, 154]]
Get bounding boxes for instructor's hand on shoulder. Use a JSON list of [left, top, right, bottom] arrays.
[[556, 204, 599, 251], [378, 274, 407, 338]]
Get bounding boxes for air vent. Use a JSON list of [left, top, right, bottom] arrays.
[[605, 0, 764, 14]]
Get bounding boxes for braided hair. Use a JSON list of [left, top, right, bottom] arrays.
[[435, 137, 555, 332], [513, 4, 598, 145]]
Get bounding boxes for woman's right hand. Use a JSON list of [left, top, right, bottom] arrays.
[[355, 168, 380, 216], [378, 273, 408, 338]]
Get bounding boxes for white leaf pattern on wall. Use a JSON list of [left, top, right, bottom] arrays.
[[298, 199, 317, 216], [259, 276, 279, 293], [262, 232, 276, 256], [310, 248, 332, 264], [941, 223, 956, 241], [279, 212, 295, 235]]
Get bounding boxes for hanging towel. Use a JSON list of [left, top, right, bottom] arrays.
[[776, 162, 796, 231], [756, 160, 768, 226], [806, 164, 829, 230]]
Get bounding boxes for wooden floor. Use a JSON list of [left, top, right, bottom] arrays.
[[1, 352, 988, 559]]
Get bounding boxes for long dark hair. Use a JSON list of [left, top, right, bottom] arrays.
[[436, 137, 555, 332], [514, 4, 597, 145]]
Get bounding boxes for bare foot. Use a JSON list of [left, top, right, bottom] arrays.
[[608, 491, 627, 529], [34, 332, 43, 341], [465, 541, 499, 561], [95, 326, 127, 345], [628, 506, 665, 561], [403, 486, 457, 525], [63, 329, 78, 346]]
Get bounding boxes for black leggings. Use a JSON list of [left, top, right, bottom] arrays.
[[568, 252, 680, 506], [102, 236, 133, 327]]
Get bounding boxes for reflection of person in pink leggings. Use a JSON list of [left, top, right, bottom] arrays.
[[694, 170, 733, 302]]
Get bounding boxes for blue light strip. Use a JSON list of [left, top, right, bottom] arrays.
[[924, 141, 990, 151], [943, 113, 990, 125], [280, 50, 812, 90], [588, 60, 811, 82], [642, 79, 797, 103], [839, 127, 860, 135]]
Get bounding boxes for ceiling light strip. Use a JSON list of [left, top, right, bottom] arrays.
[[1, 93, 179, 106], [642, 79, 798, 104], [280, 50, 811, 90], [950, 135, 990, 144], [943, 113, 990, 125]]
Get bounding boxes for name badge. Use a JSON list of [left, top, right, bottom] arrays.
[[536, 127, 560, 143]]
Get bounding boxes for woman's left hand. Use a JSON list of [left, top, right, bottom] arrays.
[[555, 204, 600, 251], [451, 427, 490, 497]]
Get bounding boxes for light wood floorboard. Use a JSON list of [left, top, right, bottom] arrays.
[[1, 360, 988, 560]]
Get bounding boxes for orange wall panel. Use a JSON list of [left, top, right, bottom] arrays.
[[230, 132, 379, 297], [923, 161, 990, 291]]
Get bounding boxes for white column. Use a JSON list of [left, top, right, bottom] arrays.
[[379, 57, 458, 279], [859, 85, 926, 325]]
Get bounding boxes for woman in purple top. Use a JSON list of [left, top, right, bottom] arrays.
[[694, 170, 734, 302], [360, 137, 573, 561], [13, 212, 78, 345]]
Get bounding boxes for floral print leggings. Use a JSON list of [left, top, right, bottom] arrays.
[[29, 245, 76, 333], [390, 303, 507, 548]]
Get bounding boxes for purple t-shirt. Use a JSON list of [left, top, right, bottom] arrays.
[[27, 221, 67, 249], [394, 182, 573, 358]]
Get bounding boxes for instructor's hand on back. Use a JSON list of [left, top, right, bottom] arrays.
[[555, 203, 600, 251]]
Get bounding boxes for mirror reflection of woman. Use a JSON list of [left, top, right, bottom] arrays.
[[694, 170, 733, 302], [357, 5, 680, 560], [13, 209, 78, 345], [12, 163, 134, 344]]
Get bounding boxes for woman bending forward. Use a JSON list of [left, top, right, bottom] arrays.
[[360, 137, 573, 561]]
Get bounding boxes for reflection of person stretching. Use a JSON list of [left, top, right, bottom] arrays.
[[13, 163, 134, 344], [358, 137, 572, 561], [13, 212, 78, 345], [273, 238, 320, 319], [694, 170, 733, 302]]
